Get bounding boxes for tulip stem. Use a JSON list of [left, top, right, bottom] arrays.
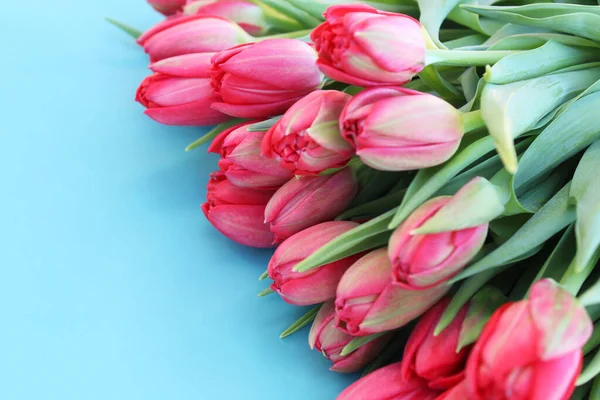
[[425, 49, 521, 67], [462, 110, 485, 134]]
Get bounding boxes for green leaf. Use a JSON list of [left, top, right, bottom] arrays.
[[584, 321, 600, 355], [445, 34, 488, 50], [361, 330, 410, 377], [457, 286, 507, 351], [185, 119, 245, 151], [279, 305, 321, 339], [258, 270, 269, 281], [489, 213, 531, 244], [351, 170, 409, 209], [247, 116, 281, 132], [447, 0, 505, 36], [578, 347, 600, 386], [480, 67, 600, 173], [435, 150, 505, 196], [337, 190, 405, 222], [258, 287, 274, 297], [340, 332, 387, 357], [449, 182, 576, 284], [418, 0, 464, 48], [105, 17, 142, 39], [570, 140, 600, 272], [590, 376, 600, 400], [255, 0, 322, 28], [418, 65, 464, 104], [461, 4, 600, 41], [531, 225, 576, 288]]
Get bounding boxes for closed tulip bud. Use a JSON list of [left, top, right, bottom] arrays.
[[210, 39, 324, 119], [311, 5, 425, 87], [309, 301, 390, 373], [208, 121, 293, 189], [262, 90, 355, 175], [268, 221, 362, 306], [340, 87, 464, 171], [337, 361, 441, 400], [435, 381, 471, 400], [335, 249, 448, 336], [137, 14, 253, 62], [466, 279, 592, 400], [148, 0, 186, 15], [202, 171, 277, 248], [183, 0, 268, 36], [388, 196, 488, 290], [402, 298, 470, 391], [264, 168, 357, 243], [136, 53, 230, 126]]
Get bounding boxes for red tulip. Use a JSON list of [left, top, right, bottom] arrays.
[[311, 5, 425, 87], [208, 121, 293, 189], [262, 90, 355, 175], [201, 171, 277, 248], [309, 301, 390, 373], [210, 39, 324, 118], [136, 53, 230, 126], [264, 168, 357, 243], [148, 0, 186, 16], [402, 298, 470, 391], [335, 249, 448, 336], [268, 221, 362, 306], [337, 361, 440, 400], [435, 380, 471, 400], [340, 87, 464, 171], [465, 279, 592, 400], [137, 14, 252, 62]]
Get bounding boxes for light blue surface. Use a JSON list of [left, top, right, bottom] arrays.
[[0, 1, 357, 399]]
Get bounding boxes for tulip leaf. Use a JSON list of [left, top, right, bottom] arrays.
[[484, 41, 600, 85], [584, 322, 600, 355], [279, 305, 321, 339], [340, 332, 387, 357], [337, 190, 405, 221], [258, 287, 274, 297], [480, 67, 600, 174], [447, 0, 505, 36], [561, 246, 600, 297], [255, 0, 323, 28], [457, 286, 507, 351], [461, 4, 600, 41], [591, 377, 600, 400], [351, 170, 410, 208], [445, 34, 488, 50], [459, 76, 485, 112], [578, 347, 600, 386], [572, 384, 592, 400], [105, 17, 142, 39], [435, 149, 505, 196], [487, 32, 600, 52], [258, 270, 269, 281], [361, 330, 410, 377], [489, 214, 531, 244], [418, 66, 464, 104], [389, 134, 498, 229], [418, 0, 464, 47], [247, 116, 281, 132], [531, 225, 576, 289], [570, 140, 600, 273], [185, 119, 245, 151], [448, 182, 576, 284]]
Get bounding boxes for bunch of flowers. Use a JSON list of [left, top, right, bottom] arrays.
[[112, 0, 600, 398]]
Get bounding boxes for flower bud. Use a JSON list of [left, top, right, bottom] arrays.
[[262, 90, 355, 175], [308, 301, 389, 373], [311, 5, 425, 87], [210, 39, 324, 119], [148, 0, 186, 16], [340, 87, 464, 171], [208, 122, 293, 189], [264, 168, 357, 243], [183, 0, 268, 36], [136, 53, 230, 126], [201, 171, 277, 248], [268, 221, 362, 305], [388, 196, 488, 290], [335, 249, 448, 336], [137, 15, 253, 62]]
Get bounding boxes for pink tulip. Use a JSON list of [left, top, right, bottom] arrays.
[[335, 248, 448, 336], [262, 90, 355, 175], [148, 0, 186, 15], [337, 361, 441, 400], [311, 5, 425, 87], [137, 14, 253, 62], [210, 39, 324, 118], [136, 53, 230, 126], [465, 279, 592, 400], [340, 87, 464, 171], [268, 221, 362, 306], [201, 171, 277, 248], [182, 0, 268, 36], [208, 121, 293, 189], [388, 196, 488, 290], [402, 298, 470, 391], [435, 381, 471, 400], [264, 168, 357, 243], [309, 301, 390, 373]]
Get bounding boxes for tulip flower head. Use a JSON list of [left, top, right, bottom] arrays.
[[340, 87, 464, 171], [148, 0, 186, 16], [209, 121, 293, 189], [136, 53, 230, 126], [262, 90, 355, 175], [267, 221, 362, 306], [311, 5, 426, 87], [183, 0, 268, 36], [202, 171, 278, 248], [210, 39, 325, 119], [309, 301, 389, 373]]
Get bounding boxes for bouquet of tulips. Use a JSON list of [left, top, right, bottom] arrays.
[[111, 0, 600, 398]]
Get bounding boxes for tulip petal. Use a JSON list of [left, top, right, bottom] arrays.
[[205, 204, 274, 248]]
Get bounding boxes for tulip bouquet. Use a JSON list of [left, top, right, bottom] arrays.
[[110, 0, 600, 398]]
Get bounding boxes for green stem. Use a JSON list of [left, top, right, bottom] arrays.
[[105, 17, 142, 40], [462, 110, 485, 134], [426, 50, 521, 67], [560, 258, 596, 296]]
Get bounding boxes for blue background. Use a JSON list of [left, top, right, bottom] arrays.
[[0, 1, 356, 398]]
